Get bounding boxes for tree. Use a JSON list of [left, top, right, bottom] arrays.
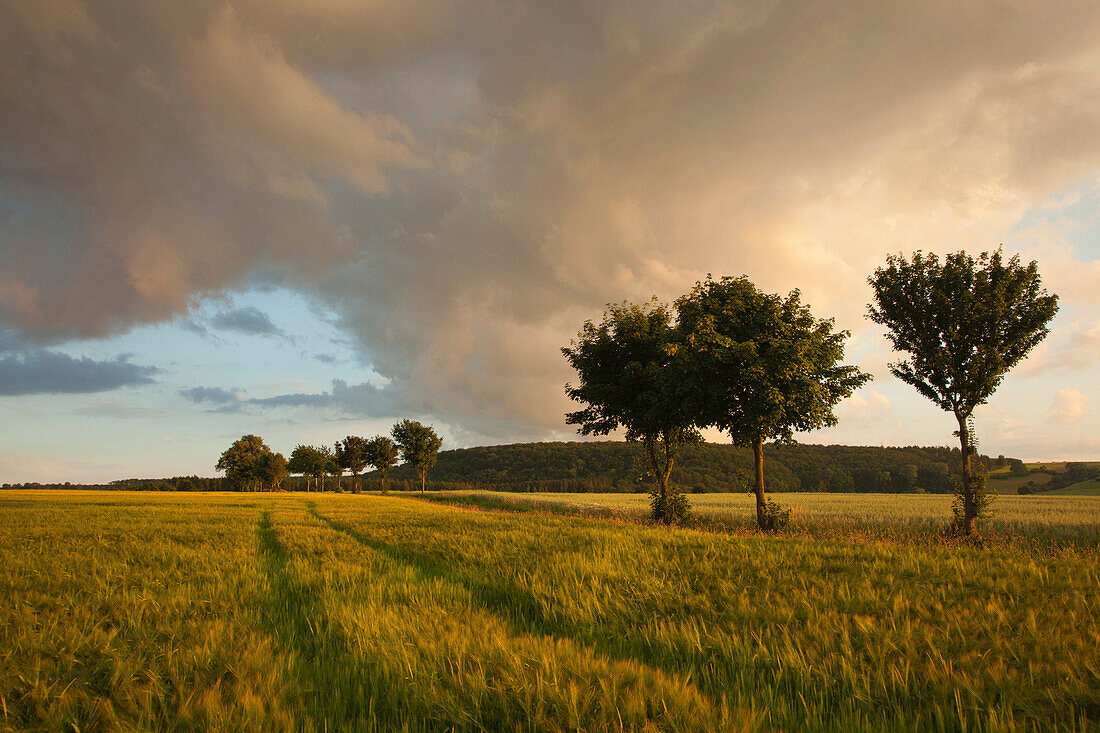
[[336, 436, 369, 493], [288, 445, 312, 491], [676, 276, 870, 530], [1064, 462, 1094, 483], [868, 249, 1058, 534], [563, 299, 700, 523], [365, 435, 400, 493], [258, 452, 289, 491], [391, 420, 443, 494], [320, 445, 341, 491], [216, 435, 271, 491], [289, 445, 330, 491]]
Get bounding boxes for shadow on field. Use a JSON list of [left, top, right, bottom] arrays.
[[307, 503, 726, 707], [256, 509, 404, 727]]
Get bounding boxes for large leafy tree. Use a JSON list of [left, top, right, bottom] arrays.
[[364, 435, 400, 493], [676, 276, 870, 530], [391, 420, 443, 494], [258, 452, 289, 492], [288, 445, 325, 491], [336, 435, 369, 493], [868, 249, 1058, 534], [562, 299, 699, 523], [216, 434, 271, 492]]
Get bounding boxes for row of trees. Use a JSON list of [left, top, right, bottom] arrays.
[[563, 276, 870, 528], [215, 420, 443, 493], [564, 250, 1057, 534]]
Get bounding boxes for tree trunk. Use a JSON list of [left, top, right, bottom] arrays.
[[956, 413, 976, 535], [662, 434, 675, 493], [420, 470, 426, 494], [752, 436, 766, 530], [646, 438, 668, 522], [380, 469, 387, 495]]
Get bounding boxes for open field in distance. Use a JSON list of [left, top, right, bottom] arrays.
[[516, 491, 1100, 529], [2, 490, 1098, 731], [1045, 480, 1100, 496]]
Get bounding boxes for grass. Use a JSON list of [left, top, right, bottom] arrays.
[[1024, 461, 1100, 472], [987, 472, 1053, 492], [421, 491, 1100, 549], [1045, 479, 1100, 496], [1, 490, 1098, 731]]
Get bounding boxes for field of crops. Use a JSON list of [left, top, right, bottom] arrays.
[[2, 490, 1098, 731], [516, 491, 1100, 535]]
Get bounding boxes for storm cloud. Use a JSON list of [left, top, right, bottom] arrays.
[[178, 386, 243, 405], [207, 306, 283, 337], [0, 337, 157, 396], [179, 379, 400, 416], [2, 0, 1099, 435]]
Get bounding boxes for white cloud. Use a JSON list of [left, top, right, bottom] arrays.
[[1050, 388, 1091, 424]]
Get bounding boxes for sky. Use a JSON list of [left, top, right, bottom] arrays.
[[1, 0, 1099, 483]]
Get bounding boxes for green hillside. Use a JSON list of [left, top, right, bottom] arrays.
[[1044, 479, 1100, 496], [377, 441, 1011, 494]]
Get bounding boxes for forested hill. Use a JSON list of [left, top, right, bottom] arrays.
[[380, 441, 1007, 494]]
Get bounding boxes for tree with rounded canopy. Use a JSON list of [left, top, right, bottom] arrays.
[[563, 299, 700, 523], [287, 445, 308, 490], [364, 435, 400, 493], [216, 434, 271, 491], [258, 451, 289, 491], [676, 276, 870, 530], [336, 435, 369, 493], [868, 249, 1058, 534], [288, 444, 326, 491], [391, 420, 443, 494]]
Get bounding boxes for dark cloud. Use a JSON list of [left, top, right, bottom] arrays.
[[248, 379, 398, 415], [178, 378, 400, 418], [178, 386, 243, 405], [207, 306, 282, 337], [1, 1, 1099, 439], [0, 332, 157, 395]]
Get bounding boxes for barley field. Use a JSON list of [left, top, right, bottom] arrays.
[[1, 490, 1098, 731], [519, 491, 1100, 531]]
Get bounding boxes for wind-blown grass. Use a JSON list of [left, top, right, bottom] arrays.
[[1, 490, 1097, 731], [419, 490, 1100, 548]]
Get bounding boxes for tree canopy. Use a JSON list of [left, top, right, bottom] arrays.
[[288, 445, 334, 492], [364, 435, 400, 493], [215, 435, 287, 491], [257, 451, 289, 491], [868, 249, 1058, 534], [215, 435, 269, 491], [391, 420, 443, 493], [563, 299, 700, 522], [336, 435, 370, 492], [675, 276, 870, 529]]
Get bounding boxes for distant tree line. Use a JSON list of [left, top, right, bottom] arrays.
[[2, 448, 1074, 495], [378, 441, 1006, 495], [209, 420, 443, 493]]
